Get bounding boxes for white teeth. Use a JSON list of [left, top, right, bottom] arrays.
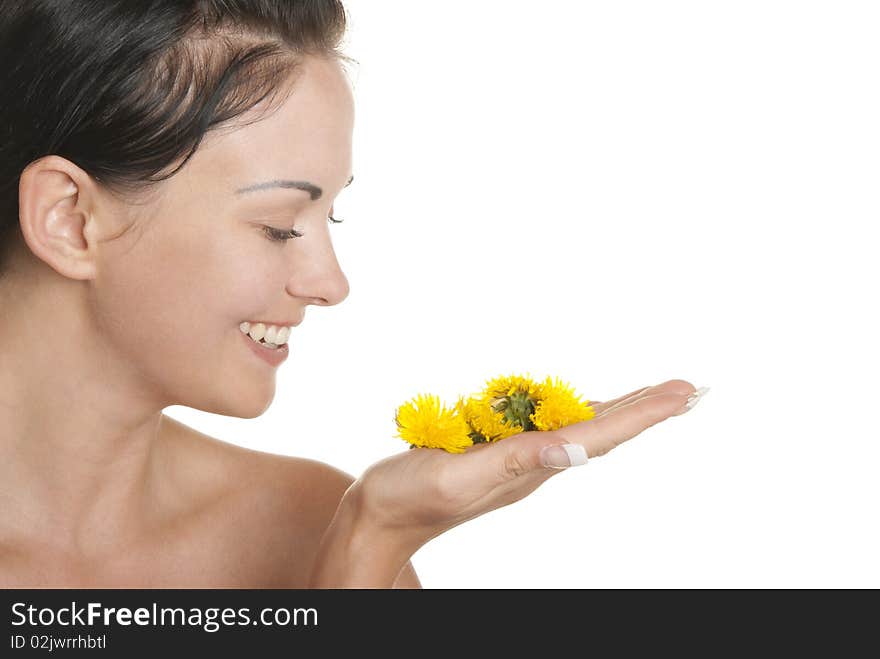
[[240, 321, 292, 346]]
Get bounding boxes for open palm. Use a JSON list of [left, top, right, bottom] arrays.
[[351, 379, 699, 551]]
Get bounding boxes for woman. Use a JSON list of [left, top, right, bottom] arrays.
[[0, 0, 701, 588]]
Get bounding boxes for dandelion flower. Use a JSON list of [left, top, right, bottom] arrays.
[[530, 375, 595, 431], [394, 373, 598, 454], [394, 393, 474, 453], [482, 372, 544, 402], [458, 395, 523, 443], [471, 372, 544, 439]]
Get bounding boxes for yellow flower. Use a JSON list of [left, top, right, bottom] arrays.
[[468, 372, 544, 440], [458, 395, 523, 443], [530, 375, 595, 431], [394, 393, 474, 453], [482, 372, 544, 401], [394, 373, 598, 454]]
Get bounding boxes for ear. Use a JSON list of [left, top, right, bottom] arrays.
[[17, 155, 102, 281]]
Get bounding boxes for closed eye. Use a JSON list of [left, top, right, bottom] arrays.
[[263, 213, 344, 242], [262, 226, 303, 242]]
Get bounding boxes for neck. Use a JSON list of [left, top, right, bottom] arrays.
[[0, 250, 170, 552]]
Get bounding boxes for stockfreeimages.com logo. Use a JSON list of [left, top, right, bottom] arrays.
[[11, 601, 318, 633]]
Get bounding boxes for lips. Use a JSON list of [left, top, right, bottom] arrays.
[[242, 329, 289, 366]]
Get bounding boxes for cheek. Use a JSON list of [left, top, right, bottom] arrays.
[[216, 238, 291, 321], [92, 229, 271, 367], [95, 233, 239, 358], [91, 228, 288, 403]]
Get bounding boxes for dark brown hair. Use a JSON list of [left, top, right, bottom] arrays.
[[0, 0, 353, 271]]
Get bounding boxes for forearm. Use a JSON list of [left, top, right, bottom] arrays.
[[308, 484, 418, 588]]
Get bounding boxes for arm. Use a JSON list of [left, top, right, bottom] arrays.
[[393, 560, 422, 589], [307, 482, 422, 589], [301, 463, 423, 588], [308, 380, 696, 588]]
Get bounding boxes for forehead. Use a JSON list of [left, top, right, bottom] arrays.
[[181, 55, 354, 192]]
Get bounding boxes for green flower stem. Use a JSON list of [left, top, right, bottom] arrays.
[[488, 392, 538, 434]]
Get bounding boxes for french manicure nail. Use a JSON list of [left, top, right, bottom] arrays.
[[540, 443, 588, 469], [684, 386, 711, 411]]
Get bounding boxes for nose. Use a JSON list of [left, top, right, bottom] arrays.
[[285, 232, 350, 307]]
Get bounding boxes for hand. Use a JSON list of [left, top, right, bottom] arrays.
[[349, 379, 699, 554]]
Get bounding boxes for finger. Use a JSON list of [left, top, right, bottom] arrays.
[[587, 384, 653, 415], [588, 379, 694, 415], [555, 391, 689, 458], [457, 387, 694, 485], [597, 379, 696, 417]]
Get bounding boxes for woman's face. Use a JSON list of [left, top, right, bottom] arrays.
[[91, 55, 353, 417]]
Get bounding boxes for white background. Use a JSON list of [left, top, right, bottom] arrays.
[[168, 1, 880, 587]]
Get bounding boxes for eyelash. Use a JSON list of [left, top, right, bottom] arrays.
[[263, 214, 344, 242]]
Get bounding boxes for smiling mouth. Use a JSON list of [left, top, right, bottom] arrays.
[[239, 321, 292, 350]]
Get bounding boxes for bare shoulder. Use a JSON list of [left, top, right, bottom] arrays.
[[162, 415, 355, 500], [224, 444, 421, 588], [158, 416, 357, 587]]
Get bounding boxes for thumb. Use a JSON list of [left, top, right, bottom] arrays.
[[464, 432, 589, 482], [536, 440, 589, 470]]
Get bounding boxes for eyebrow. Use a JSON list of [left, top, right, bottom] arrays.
[[234, 174, 354, 200]]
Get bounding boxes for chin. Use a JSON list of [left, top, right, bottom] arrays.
[[181, 386, 276, 419]]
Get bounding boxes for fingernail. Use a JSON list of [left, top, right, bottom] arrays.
[[680, 386, 711, 413], [540, 443, 588, 469]]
